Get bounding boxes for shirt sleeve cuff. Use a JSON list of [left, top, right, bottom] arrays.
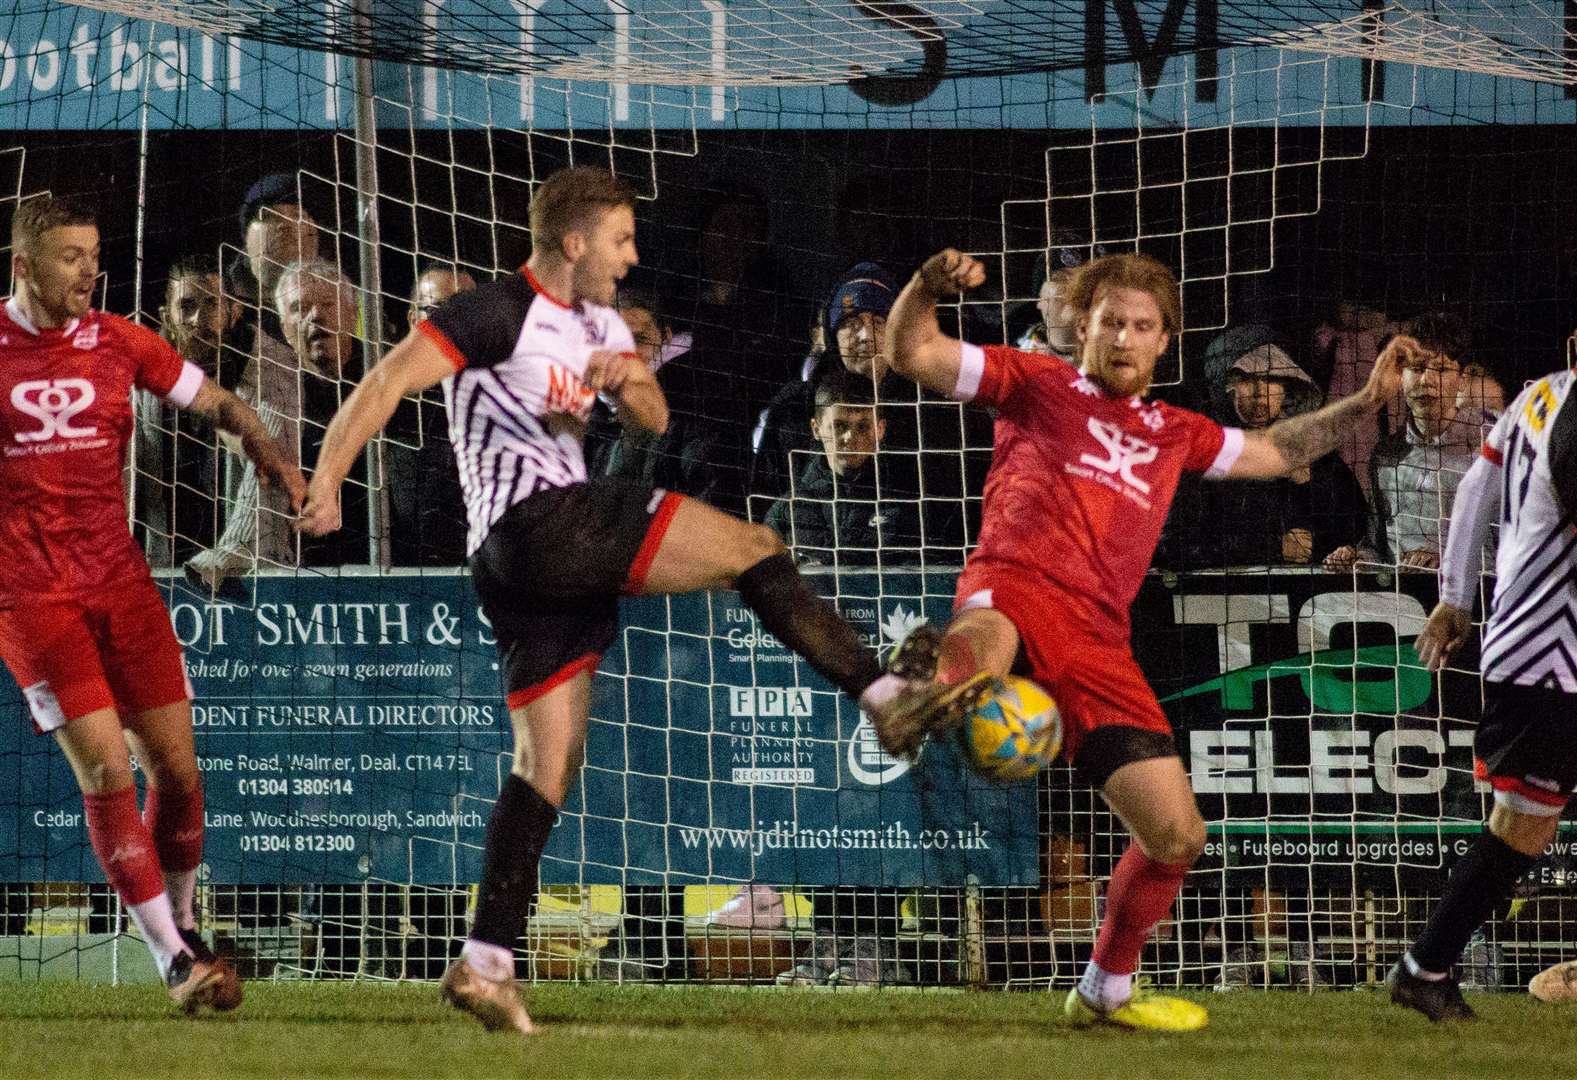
[[953, 342, 985, 401], [163, 360, 205, 408], [1205, 426, 1245, 478], [417, 319, 467, 372]]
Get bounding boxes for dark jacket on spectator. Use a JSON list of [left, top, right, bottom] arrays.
[[674, 291, 803, 517], [1158, 325, 1368, 569], [750, 353, 986, 553], [764, 454, 921, 568], [750, 349, 835, 505], [385, 394, 468, 566]]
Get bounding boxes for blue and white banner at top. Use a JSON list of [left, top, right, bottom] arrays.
[[4, 0, 1576, 129]]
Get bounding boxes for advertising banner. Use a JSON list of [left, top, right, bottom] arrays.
[[0, 570, 1040, 887], [1134, 569, 1492, 886], [7, 565, 1569, 891]]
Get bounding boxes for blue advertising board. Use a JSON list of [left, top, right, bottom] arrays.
[[0, 569, 1042, 888]]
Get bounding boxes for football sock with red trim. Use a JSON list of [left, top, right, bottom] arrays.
[[736, 552, 883, 699], [1090, 843, 1191, 978], [143, 782, 205, 931], [466, 774, 558, 976], [1408, 829, 1531, 975]]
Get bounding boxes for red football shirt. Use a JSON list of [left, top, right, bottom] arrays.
[[0, 299, 203, 602], [956, 344, 1243, 641]]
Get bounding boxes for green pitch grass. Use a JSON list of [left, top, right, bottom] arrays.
[[1, 981, 1575, 1080]]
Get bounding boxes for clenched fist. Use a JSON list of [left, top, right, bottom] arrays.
[[918, 249, 987, 297], [584, 350, 641, 394]]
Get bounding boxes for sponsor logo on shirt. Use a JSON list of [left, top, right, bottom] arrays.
[[1070, 416, 1159, 509], [1130, 398, 1166, 431], [10, 378, 98, 443], [544, 364, 595, 421], [576, 312, 608, 347]]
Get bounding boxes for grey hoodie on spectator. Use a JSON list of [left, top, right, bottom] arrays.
[[1158, 325, 1369, 569]]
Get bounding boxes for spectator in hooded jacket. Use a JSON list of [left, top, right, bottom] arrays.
[[1159, 324, 1368, 569], [751, 262, 901, 505]]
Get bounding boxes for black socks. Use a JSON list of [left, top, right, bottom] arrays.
[[470, 774, 559, 951], [735, 552, 884, 699], [1410, 829, 1534, 974]]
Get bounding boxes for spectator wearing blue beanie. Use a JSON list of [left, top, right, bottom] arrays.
[[751, 262, 902, 504]]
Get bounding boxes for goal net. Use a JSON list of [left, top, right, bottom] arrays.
[[0, 0, 1574, 991]]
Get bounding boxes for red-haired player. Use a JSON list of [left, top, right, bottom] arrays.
[[867, 248, 1402, 1031], [0, 195, 305, 1013]]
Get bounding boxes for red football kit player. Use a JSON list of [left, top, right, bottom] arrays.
[[0, 196, 304, 1013], [873, 249, 1400, 1031]]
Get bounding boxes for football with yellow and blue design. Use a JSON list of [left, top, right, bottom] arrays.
[[958, 676, 1061, 784]]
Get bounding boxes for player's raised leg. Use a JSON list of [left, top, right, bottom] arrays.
[[629, 494, 890, 705], [443, 666, 593, 1034], [867, 606, 1019, 758], [1064, 749, 1209, 1032]]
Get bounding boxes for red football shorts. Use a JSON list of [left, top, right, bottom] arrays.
[[0, 575, 190, 733], [953, 563, 1170, 761]]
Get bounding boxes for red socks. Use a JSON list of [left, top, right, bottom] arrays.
[[83, 786, 165, 907], [143, 782, 204, 873], [1091, 844, 1192, 975]]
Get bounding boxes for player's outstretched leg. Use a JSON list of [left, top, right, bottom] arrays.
[[629, 492, 1000, 758], [1067, 751, 1208, 1033], [631, 497, 888, 702]]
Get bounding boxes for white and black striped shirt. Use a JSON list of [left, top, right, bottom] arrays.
[[1445, 369, 1577, 691], [417, 268, 635, 555]]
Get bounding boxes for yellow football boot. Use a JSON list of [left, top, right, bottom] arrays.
[[1064, 986, 1209, 1032]]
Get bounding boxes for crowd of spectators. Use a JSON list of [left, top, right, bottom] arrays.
[[139, 174, 1539, 591]]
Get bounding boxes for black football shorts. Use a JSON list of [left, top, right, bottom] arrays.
[[1473, 679, 1577, 814], [469, 478, 682, 707]]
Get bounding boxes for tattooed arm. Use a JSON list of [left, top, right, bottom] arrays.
[[1225, 335, 1407, 480], [186, 377, 308, 510]]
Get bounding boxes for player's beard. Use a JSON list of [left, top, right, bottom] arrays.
[[1082, 342, 1145, 397], [574, 257, 620, 306]]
